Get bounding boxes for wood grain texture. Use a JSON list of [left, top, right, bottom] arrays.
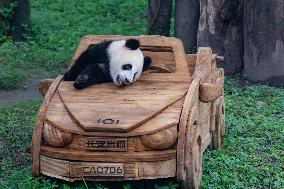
[[143, 48, 176, 72], [184, 106, 199, 168], [182, 106, 202, 189], [139, 159, 176, 179], [40, 156, 70, 178], [140, 126, 177, 150], [177, 78, 199, 181], [199, 83, 223, 103], [210, 96, 225, 150], [40, 156, 176, 181], [199, 102, 211, 148], [193, 47, 212, 82], [38, 79, 54, 96], [43, 122, 74, 147], [41, 145, 176, 162], [32, 75, 63, 176], [58, 80, 188, 132], [45, 92, 183, 137]]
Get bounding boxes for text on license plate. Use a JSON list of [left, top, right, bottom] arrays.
[[81, 163, 124, 177]]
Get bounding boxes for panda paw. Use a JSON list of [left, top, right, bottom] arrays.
[[74, 74, 89, 90]]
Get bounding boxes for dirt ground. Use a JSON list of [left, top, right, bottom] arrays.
[[0, 78, 43, 105]]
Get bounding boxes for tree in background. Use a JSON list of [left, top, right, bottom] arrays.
[[197, 0, 243, 75], [147, 0, 172, 36], [175, 0, 199, 52], [147, 0, 284, 87], [0, 0, 31, 41], [244, 0, 284, 86]]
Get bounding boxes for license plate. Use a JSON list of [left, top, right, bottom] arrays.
[[85, 137, 127, 152], [81, 163, 124, 177]]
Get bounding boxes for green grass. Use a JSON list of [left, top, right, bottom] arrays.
[[0, 79, 283, 189], [0, 0, 148, 89]]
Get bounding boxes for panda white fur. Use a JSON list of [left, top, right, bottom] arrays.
[[63, 39, 152, 90]]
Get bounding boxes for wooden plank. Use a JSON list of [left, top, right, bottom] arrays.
[[41, 145, 176, 162], [207, 68, 224, 83], [199, 102, 211, 147], [40, 156, 70, 177], [31, 75, 63, 177], [138, 159, 176, 179], [184, 106, 199, 167], [45, 92, 183, 137], [40, 156, 176, 181], [186, 54, 197, 66], [143, 51, 176, 72], [193, 47, 212, 82], [70, 162, 138, 179], [199, 83, 223, 103]]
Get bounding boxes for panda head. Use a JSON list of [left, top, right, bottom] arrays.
[[108, 39, 152, 86]]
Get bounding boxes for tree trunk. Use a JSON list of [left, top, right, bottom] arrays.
[[0, 0, 13, 35], [147, 0, 172, 36], [197, 0, 243, 75], [174, 0, 200, 52], [244, 0, 284, 87], [0, 0, 31, 41]]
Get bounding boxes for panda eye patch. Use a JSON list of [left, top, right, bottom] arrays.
[[122, 64, 132, 70]]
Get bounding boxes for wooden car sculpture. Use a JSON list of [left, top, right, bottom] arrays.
[[32, 35, 225, 189]]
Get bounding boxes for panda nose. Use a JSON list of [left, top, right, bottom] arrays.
[[124, 78, 131, 84]]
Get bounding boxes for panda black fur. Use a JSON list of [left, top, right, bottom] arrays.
[[63, 39, 152, 90]]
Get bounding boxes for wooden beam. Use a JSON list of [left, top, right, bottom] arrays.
[[199, 83, 223, 103]]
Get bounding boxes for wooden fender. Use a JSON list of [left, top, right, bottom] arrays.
[[32, 75, 63, 177], [140, 126, 177, 150], [43, 122, 74, 147]]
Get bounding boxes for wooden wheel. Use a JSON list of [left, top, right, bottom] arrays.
[[181, 106, 202, 189], [210, 96, 225, 150]]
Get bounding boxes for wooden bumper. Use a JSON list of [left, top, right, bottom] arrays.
[[40, 153, 176, 181]]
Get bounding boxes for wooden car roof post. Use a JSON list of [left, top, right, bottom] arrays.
[[33, 35, 225, 189]]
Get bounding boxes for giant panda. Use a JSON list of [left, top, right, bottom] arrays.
[[63, 39, 152, 90]]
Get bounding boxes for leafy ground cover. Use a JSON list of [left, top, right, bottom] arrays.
[[0, 78, 283, 189]]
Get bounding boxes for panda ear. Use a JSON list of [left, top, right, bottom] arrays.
[[143, 56, 152, 72], [125, 39, 140, 50]]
